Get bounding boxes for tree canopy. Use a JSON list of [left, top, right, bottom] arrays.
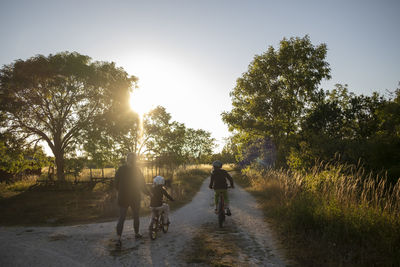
[[0, 52, 137, 180], [143, 106, 215, 165], [223, 35, 331, 165]]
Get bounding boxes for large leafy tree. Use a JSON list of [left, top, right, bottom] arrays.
[[143, 106, 186, 164], [222, 35, 331, 165], [183, 128, 215, 163], [0, 52, 137, 180]]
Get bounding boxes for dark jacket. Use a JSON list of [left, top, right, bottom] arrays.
[[209, 168, 234, 190], [115, 164, 147, 207], [150, 185, 174, 207]]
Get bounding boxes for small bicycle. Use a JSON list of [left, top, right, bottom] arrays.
[[149, 208, 169, 240], [215, 187, 232, 228]]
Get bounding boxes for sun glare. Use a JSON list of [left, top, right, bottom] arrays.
[[129, 89, 154, 117], [127, 54, 194, 118]]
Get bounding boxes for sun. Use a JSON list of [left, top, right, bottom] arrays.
[[128, 55, 187, 117], [129, 88, 154, 117], [126, 51, 199, 121]]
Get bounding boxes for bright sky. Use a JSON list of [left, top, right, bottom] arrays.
[[1, 0, 399, 150]]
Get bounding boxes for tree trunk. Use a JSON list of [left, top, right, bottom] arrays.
[[54, 151, 65, 181], [47, 165, 51, 180], [52, 133, 65, 181]]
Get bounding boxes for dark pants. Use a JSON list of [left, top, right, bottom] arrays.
[[116, 201, 140, 236]]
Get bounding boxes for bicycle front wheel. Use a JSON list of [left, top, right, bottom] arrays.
[[149, 219, 157, 240]]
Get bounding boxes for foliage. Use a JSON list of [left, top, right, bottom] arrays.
[[0, 132, 48, 182], [297, 84, 400, 181], [143, 106, 186, 165], [286, 141, 315, 173], [210, 136, 238, 164], [184, 128, 215, 163], [236, 135, 277, 168], [64, 157, 86, 179], [223, 36, 400, 181], [223, 35, 331, 166], [143, 106, 215, 166], [80, 104, 216, 171], [0, 52, 137, 181], [83, 104, 142, 169]]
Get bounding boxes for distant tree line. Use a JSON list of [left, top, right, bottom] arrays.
[[223, 35, 400, 181], [0, 52, 216, 182]]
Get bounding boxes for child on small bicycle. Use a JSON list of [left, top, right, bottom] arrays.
[[209, 160, 234, 216], [150, 176, 174, 226]]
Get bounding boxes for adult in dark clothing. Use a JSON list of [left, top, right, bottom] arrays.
[[115, 152, 149, 244], [209, 160, 234, 215], [149, 176, 174, 226]]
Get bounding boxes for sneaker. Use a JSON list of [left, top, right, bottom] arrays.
[[226, 208, 232, 216], [135, 233, 143, 239]]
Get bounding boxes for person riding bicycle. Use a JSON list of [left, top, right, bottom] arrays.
[[209, 160, 234, 216], [150, 176, 174, 226]]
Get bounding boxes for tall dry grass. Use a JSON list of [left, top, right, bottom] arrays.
[[240, 161, 400, 265]]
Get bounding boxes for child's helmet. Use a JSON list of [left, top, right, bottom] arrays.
[[153, 176, 165, 186], [212, 160, 223, 168]]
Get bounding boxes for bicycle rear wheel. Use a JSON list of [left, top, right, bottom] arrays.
[[218, 194, 225, 228], [161, 213, 169, 233]]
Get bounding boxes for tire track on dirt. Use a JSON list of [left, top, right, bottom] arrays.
[[183, 178, 286, 266]]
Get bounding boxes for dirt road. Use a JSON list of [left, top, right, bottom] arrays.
[[0, 177, 286, 266]]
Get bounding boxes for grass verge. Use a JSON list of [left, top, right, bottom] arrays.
[[235, 162, 400, 266], [0, 166, 210, 226]]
